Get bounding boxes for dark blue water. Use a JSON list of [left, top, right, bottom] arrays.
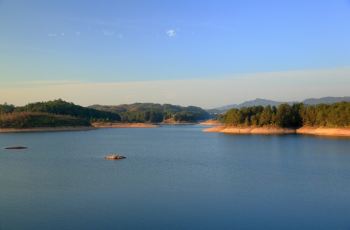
[[1, 125, 350, 230]]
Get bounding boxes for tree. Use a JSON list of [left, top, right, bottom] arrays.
[[259, 105, 273, 126], [0, 103, 15, 114]]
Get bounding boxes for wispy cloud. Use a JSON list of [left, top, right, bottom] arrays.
[[48, 32, 65, 37], [102, 30, 115, 36], [1, 67, 350, 108], [166, 29, 176, 38]]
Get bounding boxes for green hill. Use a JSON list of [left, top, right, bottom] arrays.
[[0, 112, 90, 129], [89, 103, 210, 123], [16, 99, 121, 122], [0, 100, 210, 129], [0, 99, 120, 129]]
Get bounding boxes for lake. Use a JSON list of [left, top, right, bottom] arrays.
[[1, 125, 350, 230]]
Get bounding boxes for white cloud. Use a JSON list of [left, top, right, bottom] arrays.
[[48, 33, 57, 37], [166, 29, 176, 37]]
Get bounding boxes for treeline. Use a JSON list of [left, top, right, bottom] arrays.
[[0, 100, 210, 129], [0, 99, 120, 129], [90, 103, 210, 123], [0, 103, 15, 114], [1, 99, 121, 122], [301, 102, 350, 127], [0, 112, 90, 128], [222, 102, 350, 128]]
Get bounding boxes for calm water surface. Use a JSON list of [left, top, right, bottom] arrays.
[[1, 125, 350, 230]]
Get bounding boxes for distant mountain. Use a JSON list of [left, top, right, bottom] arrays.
[[302, 97, 350, 105], [209, 96, 350, 114], [207, 104, 237, 114], [209, 98, 283, 114], [238, 98, 282, 108]]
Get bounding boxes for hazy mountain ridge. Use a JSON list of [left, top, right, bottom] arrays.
[[303, 97, 350, 105], [209, 97, 350, 113]]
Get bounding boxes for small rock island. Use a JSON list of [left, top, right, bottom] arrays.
[[105, 154, 126, 160], [5, 146, 28, 150]]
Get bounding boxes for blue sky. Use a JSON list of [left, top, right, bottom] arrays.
[[1, 0, 350, 106]]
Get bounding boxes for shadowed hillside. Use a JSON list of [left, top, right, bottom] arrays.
[[15, 99, 121, 122], [0, 112, 90, 128]]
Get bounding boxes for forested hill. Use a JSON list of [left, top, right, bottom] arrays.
[[0, 112, 90, 128], [0, 99, 120, 129], [0, 100, 210, 128], [89, 103, 210, 123], [1, 100, 349, 129], [222, 102, 350, 128], [14, 99, 121, 121], [211, 96, 350, 114]]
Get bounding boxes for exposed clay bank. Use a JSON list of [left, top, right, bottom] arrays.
[[203, 126, 350, 137]]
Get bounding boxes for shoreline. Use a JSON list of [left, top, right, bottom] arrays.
[[0, 121, 198, 133], [93, 121, 201, 128], [2, 123, 348, 137], [203, 126, 350, 137], [161, 118, 198, 125], [199, 119, 223, 126], [92, 122, 159, 128], [160, 122, 198, 125], [203, 126, 296, 135], [0, 126, 96, 133], [296, 127, 350, 137]]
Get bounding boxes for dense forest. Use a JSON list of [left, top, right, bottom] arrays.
[[2, 99, 348, 129], [0, 100, 210, 128], [222, 102, 350, 128], [15, 99, 121, 121], [0, 103, 16, 114], [0, 112, 90, 128], [90, 103, 210, 123], [0, 99, 120, 128]]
